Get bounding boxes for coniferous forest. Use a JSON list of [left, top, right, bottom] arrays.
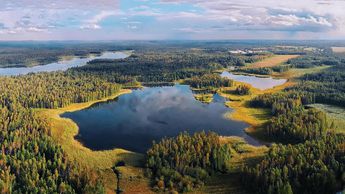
[[0, 41, 344, 194]]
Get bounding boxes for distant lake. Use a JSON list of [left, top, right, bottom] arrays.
[[221, 71, 287, 90], [0, 51, 129, 76], [62, 85, 261, 153]]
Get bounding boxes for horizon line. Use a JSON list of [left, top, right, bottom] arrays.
[[1, 39, 345, 42]]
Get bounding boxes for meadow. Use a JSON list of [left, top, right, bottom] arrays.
[[307, 103, 345, 133], [331, 46, 345, 53], [246, 54, 299, 68]]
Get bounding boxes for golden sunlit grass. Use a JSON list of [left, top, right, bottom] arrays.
[[246, 55, 299, 68], [59, 55, 75, 61], [218, 80, 292, 137], [218, 65, 327, 140], [195, 137, 268, 194], [34, 59, 333, 193], [331, 47, 345, 53], [220, 136, 268, 169], [194, 93, 213, 103], [35, 89, 152, 194], [273, 65, 331, 79], [307, 103, 345, 134], [155, 64, 332, 193]]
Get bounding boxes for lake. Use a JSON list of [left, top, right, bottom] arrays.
[[221, 71, 287, 90], [0, 51, 129, 76], [62, 85, 261, 153]]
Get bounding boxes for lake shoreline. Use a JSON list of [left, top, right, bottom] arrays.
[[0, 51, 131, 76], [62, 84, 261, 152], [217, 79, 294, 143], [36, 89, 153, 193], [219, 66, 329, 142], [35, 89, 144, 168], [36, 72, 293, 193], [35, 68, 303, 192]]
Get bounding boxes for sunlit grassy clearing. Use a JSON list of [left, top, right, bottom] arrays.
[[194, 136, 267, 194], [273, 65, 331, 79], [218, 81, 290, 135], [35, 89, 153, 193], [307, 104, 345, 134], [246, 55, 299, 68], [331, 47, 345, 53]]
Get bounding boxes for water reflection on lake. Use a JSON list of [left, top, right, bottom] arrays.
[[221, 71, 287, 90], [0, 51, 129, 76], [62, 85, 261, 153]]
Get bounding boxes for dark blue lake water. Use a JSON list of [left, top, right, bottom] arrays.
[[62, 85, 261, 153]]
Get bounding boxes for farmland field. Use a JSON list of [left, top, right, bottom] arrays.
[[331, 47, 345, 53], [246, 54, 299, 68]]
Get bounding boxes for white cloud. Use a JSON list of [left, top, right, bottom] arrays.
[[0, 0, 344, 40], [157, 11, 202, 20], [159, 0, 342, 33], [0, 0, 120, 33], [80, 11, 122, 29], [0, 0, 120, 10]]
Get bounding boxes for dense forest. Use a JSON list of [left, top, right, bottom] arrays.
[[242, 134, 345, 194], [185, 74, 233, 89], [240, 53, 271, 63], [1, 42, 345, 193], [0, 42, 131, 68], [250, 90, 328, 142], [241, 52, 345, 194], [288, 65, 345, 107], [0, 71, 124, 192], [266, 108, 327, 142], [233, 67, 273, 75], [235, 84, 251, 95], [287, 55, 342, 68], [146, 132, 232, 192], [76, 51, 244, 82], [0, 72, 122, 109], [0, 99, 105, 193]]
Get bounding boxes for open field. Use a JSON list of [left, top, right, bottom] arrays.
[[36, 89, 153, 194], [246, 54, 299, 68], [273, 65, 331, 79], [307, 104, 345, 134], [195, 137, 268, 194], [331, 47, 345, 53]]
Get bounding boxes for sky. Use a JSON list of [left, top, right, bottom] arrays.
[[0, 0, 345, 40]]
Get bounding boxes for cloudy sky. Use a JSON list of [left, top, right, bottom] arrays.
[[0, 0, 345, 40]]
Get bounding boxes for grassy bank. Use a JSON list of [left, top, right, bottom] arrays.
[[218, 65, 329, 141], [217, 80, 294, 141], [193, 93, 214, 103], [36, 89, 153, 194], [195, 136, 268, 194], [272, 65, 331, 79]]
